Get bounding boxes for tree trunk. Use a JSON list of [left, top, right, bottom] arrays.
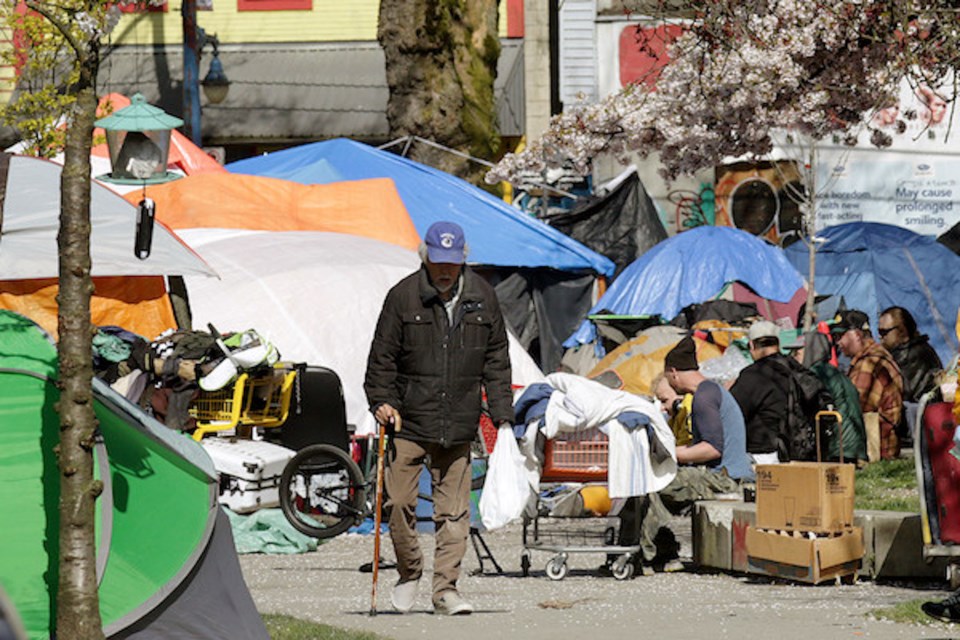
[[55, 45, 105, 640], [378, 0, 500, 184], [802, 147, 817, 332]]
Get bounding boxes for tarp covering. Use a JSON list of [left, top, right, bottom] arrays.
[[785, 221, 960, 364], [542, 168, 668, 277], [587, 325, 725, 396], [937, 219, 960, 255], [493, 269, 596, 373], [0, 276, 177, 341], [0, 155, 215, 280], [568, 226, 805, 346], [727, 281, 807, 328], [226, 138, 615, 276], [225, 509, 318, 555], [179, 231, 546, 437], [0, 311, 265, 640], [0, 154, 216, 340], [128, 173, 421, 251]]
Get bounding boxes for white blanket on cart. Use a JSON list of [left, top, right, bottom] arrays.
[[539, 372, 677, 498]]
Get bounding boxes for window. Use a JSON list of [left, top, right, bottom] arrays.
[[238, 0, 311, 11], [118, 1, 168, 13]]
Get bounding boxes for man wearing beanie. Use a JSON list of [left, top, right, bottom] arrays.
[[663, 336, 754, 482], [612, 335, 753, 575]]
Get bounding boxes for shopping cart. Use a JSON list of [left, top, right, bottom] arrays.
[[521, 427, 642, 580]]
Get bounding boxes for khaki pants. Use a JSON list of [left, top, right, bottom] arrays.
[[385, 438, 471, 599]]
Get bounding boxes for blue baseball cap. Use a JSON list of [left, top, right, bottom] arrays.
[[424, 221, 466, 264]]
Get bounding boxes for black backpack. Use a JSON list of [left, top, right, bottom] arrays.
[[772, 359, 834, 461]]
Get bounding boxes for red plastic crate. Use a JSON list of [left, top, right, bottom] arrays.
[[542, 428, 608, 482]]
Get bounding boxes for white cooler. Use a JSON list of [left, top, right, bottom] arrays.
[[201, 438, 296, 513]]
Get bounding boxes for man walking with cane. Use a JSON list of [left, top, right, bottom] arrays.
[[365, 221, 513, 615]]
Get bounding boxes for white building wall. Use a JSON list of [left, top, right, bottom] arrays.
[[559, 0, 597, 105], [524, 0, 554, 140]]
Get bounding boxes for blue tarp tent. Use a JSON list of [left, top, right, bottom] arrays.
[[567, 226, 804, 346], [227, 138, 614, 277], [785, 222, 960, 364]]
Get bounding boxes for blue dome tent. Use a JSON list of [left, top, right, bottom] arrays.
[[568, 226, 804, 347], [785, 222, 960, 364]]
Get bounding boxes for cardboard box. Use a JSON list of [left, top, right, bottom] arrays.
[[746, 526, 864, 584], [755, 462, 855, 533]]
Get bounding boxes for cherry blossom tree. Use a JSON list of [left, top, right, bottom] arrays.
[[488, 0, 960, 328]]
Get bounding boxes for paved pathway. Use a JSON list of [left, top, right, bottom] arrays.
[[240, 516, 960, 640]]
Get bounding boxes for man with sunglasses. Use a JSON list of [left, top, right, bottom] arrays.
[[878, 306, 942, 447], [878, 306, 942, 404]]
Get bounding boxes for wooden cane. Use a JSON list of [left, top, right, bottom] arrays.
[[370, 412, 400, 616]]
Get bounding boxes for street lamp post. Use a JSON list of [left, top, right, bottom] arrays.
[[181, 0, 230, 147], [182, 0, 201, 146]]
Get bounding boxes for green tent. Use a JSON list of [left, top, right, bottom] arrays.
[[0, 311, 267, 639]]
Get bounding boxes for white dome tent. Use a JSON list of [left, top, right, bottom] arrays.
[[179, 230, 545, 436]]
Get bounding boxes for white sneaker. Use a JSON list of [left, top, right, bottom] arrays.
[[433, 591, 474, 615], [661, 559, 685, 573], [391, 579, 419, 613]]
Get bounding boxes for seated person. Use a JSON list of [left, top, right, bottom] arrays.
[[833, 310, 904, 460], [613, 336, 754, 575], [729, 321, 793, 464], [651, 370, 692, 446], [879, 306, 943, 442]]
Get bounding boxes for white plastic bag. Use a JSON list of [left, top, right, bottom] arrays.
[[479, 428, 530, 531]]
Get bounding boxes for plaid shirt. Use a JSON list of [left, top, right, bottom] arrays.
[[848, 340, 904, 458]]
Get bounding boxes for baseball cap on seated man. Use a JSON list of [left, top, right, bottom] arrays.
[[424, 221, 467, 264], [831, 309, 870, 334], [747, 320, 780, 343]]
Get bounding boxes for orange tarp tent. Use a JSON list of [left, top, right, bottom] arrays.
[[126, 172, 421, 250], [0, 95, 225, 340], [0, 277, 177, 340]]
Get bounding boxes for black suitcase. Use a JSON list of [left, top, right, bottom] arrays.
[[264, 365, 349, 453]]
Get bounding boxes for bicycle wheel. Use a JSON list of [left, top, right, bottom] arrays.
[[279, 444, 366, 539]]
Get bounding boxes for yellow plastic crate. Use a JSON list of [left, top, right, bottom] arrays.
[[190, 366, 297, 440]]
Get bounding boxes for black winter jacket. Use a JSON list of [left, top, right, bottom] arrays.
[[364, 266, 513, 447], [730, 354, 791, 454], [889, 335, 942, 402]]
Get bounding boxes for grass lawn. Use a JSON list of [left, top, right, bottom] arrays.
[[854, 457, 920, 513], [263, 614, 390, 640], [856, 458, 944, 628], [870, 599, 942, 626]]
